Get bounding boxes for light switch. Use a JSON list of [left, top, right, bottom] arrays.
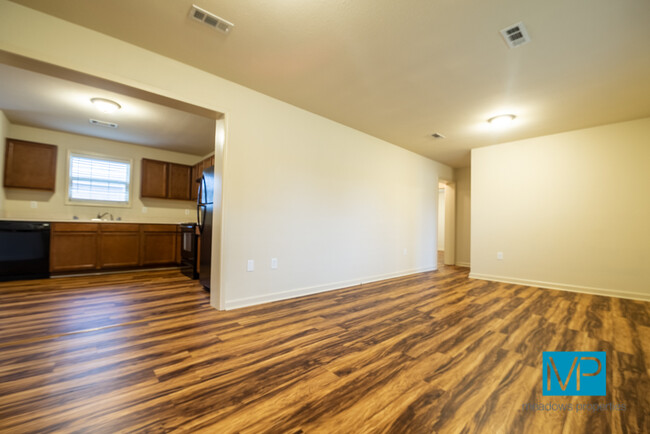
[[271, 258, 278, 269], [247, 260, 254, 272], [497, 252, 504, 260]]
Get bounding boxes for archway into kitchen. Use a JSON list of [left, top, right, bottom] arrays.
[[0, 49, 227, 310]]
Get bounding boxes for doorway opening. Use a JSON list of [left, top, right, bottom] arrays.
[[437, 180, 456, 267]]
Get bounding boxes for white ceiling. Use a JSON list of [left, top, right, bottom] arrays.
[[8, 0, 650, 167], [0, 63, 216, 156]]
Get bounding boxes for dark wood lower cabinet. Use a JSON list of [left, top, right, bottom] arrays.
[[50, 224, 99, 272], [50, 223, 179, 273], [99, 224, 140, 269], [141, 225, 178, 266]]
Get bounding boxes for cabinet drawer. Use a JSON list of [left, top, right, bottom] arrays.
[[141, 224, 177, 232], [52, 223, 99, 232], [100, 224, 140, 232]]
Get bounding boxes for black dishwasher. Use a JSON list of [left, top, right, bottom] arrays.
[[0, 221, 51, 281]]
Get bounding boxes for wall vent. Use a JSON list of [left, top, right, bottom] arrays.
[[89, 119, 118, 128], [500, 22, 531, 48], [189, 5, 234, 34]]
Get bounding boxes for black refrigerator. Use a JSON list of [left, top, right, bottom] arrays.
[[197, 166, 214, 289]]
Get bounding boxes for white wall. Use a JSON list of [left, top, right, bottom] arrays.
[[455, 167, 471, 267], [0, 110, 8, 216], [2, 124, 201, 222], [0, 2, 453, 309], [471, 117, 650, 301]]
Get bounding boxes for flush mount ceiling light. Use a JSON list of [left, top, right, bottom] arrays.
[[91, 97, 121, 114], [487, 114, 516, 126]]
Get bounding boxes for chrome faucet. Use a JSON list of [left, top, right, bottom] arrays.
[[97, 212, 114, 221]]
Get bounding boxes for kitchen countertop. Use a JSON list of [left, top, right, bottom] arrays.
[[0, 218, 194, 225]]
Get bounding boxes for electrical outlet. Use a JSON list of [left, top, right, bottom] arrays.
[[247, 260, 254, 272], [185, 209, 190, 215], [271, 258, 278, 269], [403, 248, 408, 256], [497, 252, 504, 260], [142, 207, 148, 213], [30, 201, 38, 209]]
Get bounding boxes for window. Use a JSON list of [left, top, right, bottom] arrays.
[[68, 153, 131, 204]]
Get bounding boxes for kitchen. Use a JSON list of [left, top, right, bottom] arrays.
[[0, 54, 222, 290]]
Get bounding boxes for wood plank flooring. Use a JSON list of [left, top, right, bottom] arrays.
[[0, 262, 649, 433]]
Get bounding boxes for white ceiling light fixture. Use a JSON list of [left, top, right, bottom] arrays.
[[487, 114, 516, 127], [91, 97, 121, 114]]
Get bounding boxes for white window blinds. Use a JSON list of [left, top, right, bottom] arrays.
[[69, 154, 131, 203]]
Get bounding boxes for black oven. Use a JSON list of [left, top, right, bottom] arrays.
[[179, 223, 198, 279]]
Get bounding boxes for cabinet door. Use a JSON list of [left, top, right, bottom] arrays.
[[202, 157, 212, 171], [99, 224, 140, 268], [4, 139, 57, 191], [141, 159, 168, 198], [190, 163, 200, 201], [141, 225, 178, 265], [50, 224, 99, 272], [168, 163, 191, 200]]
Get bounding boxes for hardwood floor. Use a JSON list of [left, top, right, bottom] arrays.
[[0, 262, 648, 433]]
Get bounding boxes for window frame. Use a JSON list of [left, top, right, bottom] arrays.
[[65, 150, 134, 208]]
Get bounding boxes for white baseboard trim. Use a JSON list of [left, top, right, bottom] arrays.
[[455, 261, 471, 268], [360, 266, 436, 285], [468, 272, 650, 302], [225, 266, 436, 310]]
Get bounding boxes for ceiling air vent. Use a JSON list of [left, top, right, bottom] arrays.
[[500, 22, 531, 48], [89, 119, 118, 128], [189, 5, 234, 34]]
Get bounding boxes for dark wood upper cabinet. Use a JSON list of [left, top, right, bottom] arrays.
[[141, 158, 195, 201], [168, 163, 191, 200], [190, 163, 200, 201], [201, 157, 212, 173], [141, 158, 168, 198], [4, 138, 57, 191]]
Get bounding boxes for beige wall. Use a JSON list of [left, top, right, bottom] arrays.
[[454, 167, 471, 267], [0, 2, 453, 309], [471, 117, 650, 300], [0, 110, 7, 215], [2, 124, 201, 222]]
